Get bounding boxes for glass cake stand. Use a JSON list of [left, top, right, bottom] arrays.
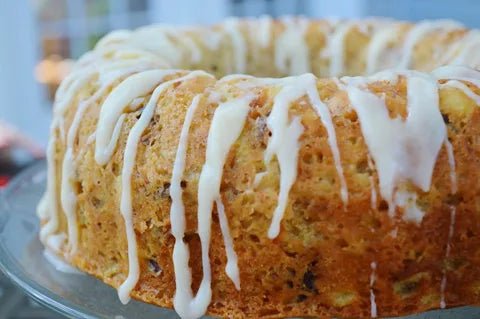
[[0, 160, 479, 319]]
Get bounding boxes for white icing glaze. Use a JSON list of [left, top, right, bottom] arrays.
[[394, 190, 424, 223], [131, 26, 184, 67], [60, 149, 77, 253], [434, 65, 480, 105], [325, 19, 384, 77], [176, 31, 202, 64], [46, 232, 67, 254], [75, 131, 96, 162], [366, 25, 401, 74], [368, 156, 377, 210], [303, 75, 348, 205], [138, 25, 202, 65], [215, 198, 241, 290], [191, 94, 254, 318], [44, 248, 83, 275], [61, 68, 144, 255], [54, 66, 89, 102], [433, 68, 480, 110], [118, 71, 212, 304], [432, 65, 480, 84], [223, 18, 247, 73], [327, 21, 357, 77], [253, 171, 268, 188], [275, 17, 310, 75], [169, 95, 206, 319], [257, 15, 273, 48], [398, 20, 463, 69], [444, 139, 458, 194], [57, 117, 66, 145], [441, 80, 480, 105], [440, 138, 458, 309], [225, 73, 348, 235], [201, 29, 223, 51], [342, 71, 446, 221], [440, 206, 456, 309], [55, 71, 97, 115], [445, 30, 480, 67], [38, 120, 60, 243], [264, 79, 305, 238], [169, 93, 243, 316], [95, 69, 180, 165], [370, 261, 377, 318]]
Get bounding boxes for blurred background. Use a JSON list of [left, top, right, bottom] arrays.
[[2, 0, 480, 151], [0, 0, 478, 317]]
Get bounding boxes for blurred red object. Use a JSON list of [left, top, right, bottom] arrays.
[[0, 120, 44, 158], [0, 120, 44, 185], [0, 175, 9, 187]]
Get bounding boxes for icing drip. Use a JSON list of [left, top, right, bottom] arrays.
[[432, 65, 480, 86], [443, 30, 480, 67], [440, 138, 458, 309], [169, 95, 207, 319], [370, 262, 377, 318], [95, 69, 180, 165], [442, 80, 480, 104], [257, 15, 273, 48], [189, 94, 253, 318], [368, 156, 377, 209], [54, 71, 95, 112], [342, 71, 446, 222], [253, 171, 268, 188], [61, 68, 141, 255], [201, 29, 223, 51], [434, 65, 480, 105], [38, 64, 95, 245], [264, 78, 305, 239], [170, 94, 241, 318], [366, 25, 401, 74], [328, 22, 357, 77], [444, 139, 458, 194], [46, 233, 68, 253], [304, 76, 348, 205], [60, 149, 77, 253], [398, 20, 463, 69], [44, 248, 83, 275], [38, 120, 60, 243], [117, 71, 212, 304], [225, 74, 348, 236], [393, 190, 424, 224], [40, 69, 104, 249], [75, 132, 96, 162], [215, 198, 241, 290], [130, 26, 187, 67], [134, 25, 203, 65], [223, 18, 247, 73], [275, 17, 310, 75], [173, 31, 202, 64], [440, 206, 457, 309]]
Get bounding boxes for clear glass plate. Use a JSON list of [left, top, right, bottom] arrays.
[[0, 160, 479, 319]]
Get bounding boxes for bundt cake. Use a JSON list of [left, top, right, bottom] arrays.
[[37, 16, 480, 318]]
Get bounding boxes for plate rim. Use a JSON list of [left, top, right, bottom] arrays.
[[0, 160, 99, 319]]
